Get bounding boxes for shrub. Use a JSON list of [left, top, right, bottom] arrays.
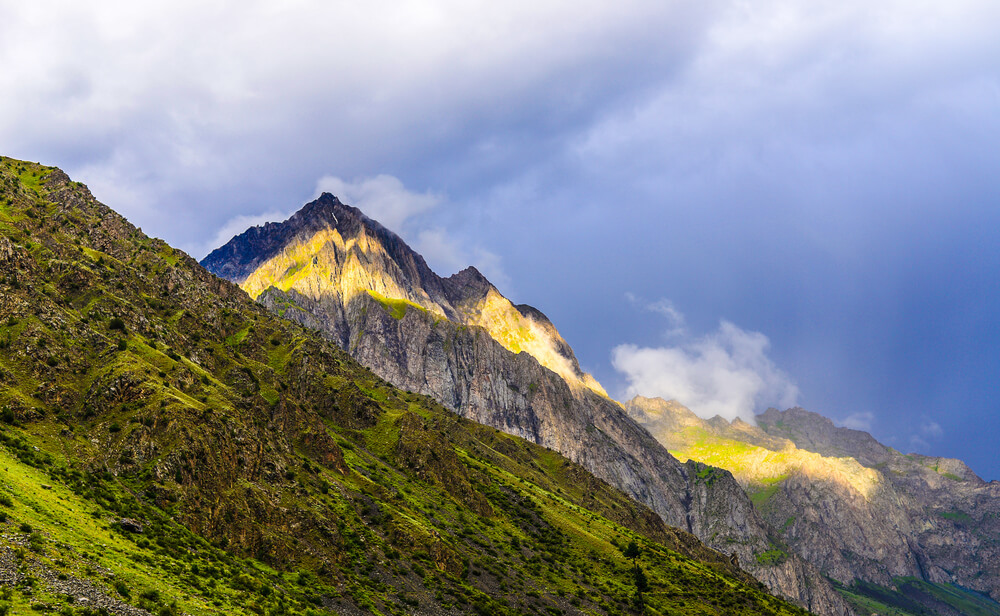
[[109, 317, 126, 331]]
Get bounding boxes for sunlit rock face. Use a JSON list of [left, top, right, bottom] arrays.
[[207, 193, 606, 397], [202, 194, 851, 615], [629, 396, 1000, 602]]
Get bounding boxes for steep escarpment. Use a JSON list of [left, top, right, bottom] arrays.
[[629, 396, 1000, 613], [204, 194, 852, 615]]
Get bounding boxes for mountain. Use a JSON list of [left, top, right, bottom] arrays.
[[0, 157, 820, 614], [627, 396, 1000, 616], [203, 193, 852, 615]]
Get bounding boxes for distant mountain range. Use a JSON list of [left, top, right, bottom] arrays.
[[629, 397, 1000, 615], [203, 192, 1000, 616]]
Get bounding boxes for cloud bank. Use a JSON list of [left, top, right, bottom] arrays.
[[612, 316, 799, 423], [3, 0, 999, 476]]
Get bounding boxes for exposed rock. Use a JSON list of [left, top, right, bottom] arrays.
[[630, 396, 1000, 604], [204, 195, 853, 615], [119, 518, 144, 533]]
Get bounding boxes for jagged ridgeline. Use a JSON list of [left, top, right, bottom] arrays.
[[627, 397, 1000, 616], [200, 192, 851, 615], [0, 159, 812, 614]]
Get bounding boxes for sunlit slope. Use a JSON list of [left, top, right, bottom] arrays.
[[215, 195, 607, 397], [627, 396, 1000, 612], [0, 156, 814, 616], [631, 398, 881, 498], [202, 192, 855, 615]]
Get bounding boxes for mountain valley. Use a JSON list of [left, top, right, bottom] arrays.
[[2, 154, 998, 616], [0, 156, 821, 615], [203, 192, 1000, 616]]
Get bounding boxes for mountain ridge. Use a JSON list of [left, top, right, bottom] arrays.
[[203, 193, 854, 615], [0, 155, 819, 615], [627, 395, 1000, 615]]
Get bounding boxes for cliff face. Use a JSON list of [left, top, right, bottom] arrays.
[[203, 194, 853, 615], [757, 408, 1000, 598], [628, 397, 1000, 605]]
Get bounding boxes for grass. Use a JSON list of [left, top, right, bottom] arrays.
[[366, 290, 427, 320], [749, 482, 783, 510], [938, 510, 974, 525], [0, 438, 265, 615], [0, 155, 817, 616]]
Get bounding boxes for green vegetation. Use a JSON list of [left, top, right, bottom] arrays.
[[366, 290, 427, 320], [755, 548, 788, 566], [749, 482, 784, 510], [938, 510, 974, 525], [0, 156, 814, 615], [835, 577, 1000, 616]]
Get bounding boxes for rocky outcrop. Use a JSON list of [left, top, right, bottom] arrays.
[[204, 195, 853, 615], [629, 397, 1000, 604], [757, 408, 1000, 601]]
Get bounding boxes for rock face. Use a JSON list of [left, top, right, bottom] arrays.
[[628, 397, 1000, 604], [203, 194, 852, 615]]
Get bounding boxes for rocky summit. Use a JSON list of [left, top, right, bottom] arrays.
[[0, 157, 816, 615], [628, 396, 1000, 616], [204, 193, 854, 615]]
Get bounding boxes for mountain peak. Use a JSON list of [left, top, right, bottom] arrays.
[[442, 265, 496, 304], [297, 191, 342, 217], [201, 193, 401, 285]]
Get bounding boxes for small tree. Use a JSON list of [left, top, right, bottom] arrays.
[[622, 540, 646, 612], [622, 540, 641, 571]]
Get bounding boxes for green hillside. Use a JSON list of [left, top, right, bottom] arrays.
[[0, 156, 812, 615]]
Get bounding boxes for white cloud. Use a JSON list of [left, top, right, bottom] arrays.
[[612, 320, 799, 423], [907, 419, 944, 452], [0, 0, 709, 249], [909, 435, 930, 451], [841, 412, 875, 431], [412, 228, 512, 292], [921, 420, 944, 438], [626, 293, 686, 336], [314, 174, 441, 234]]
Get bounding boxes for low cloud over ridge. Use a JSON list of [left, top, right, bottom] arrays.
[[612, 316, 799, 424]]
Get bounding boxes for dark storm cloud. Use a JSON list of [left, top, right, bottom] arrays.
[[0, 0, 718, 254], [3, 0, 999, 475]]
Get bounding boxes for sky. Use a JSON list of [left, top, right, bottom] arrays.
[[2, 0, 998, 478]]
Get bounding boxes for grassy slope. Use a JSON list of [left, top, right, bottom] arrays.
[[0, 156, 813, 616]]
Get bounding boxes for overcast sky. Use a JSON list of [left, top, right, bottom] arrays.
[[3, 0, 998, 478]]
